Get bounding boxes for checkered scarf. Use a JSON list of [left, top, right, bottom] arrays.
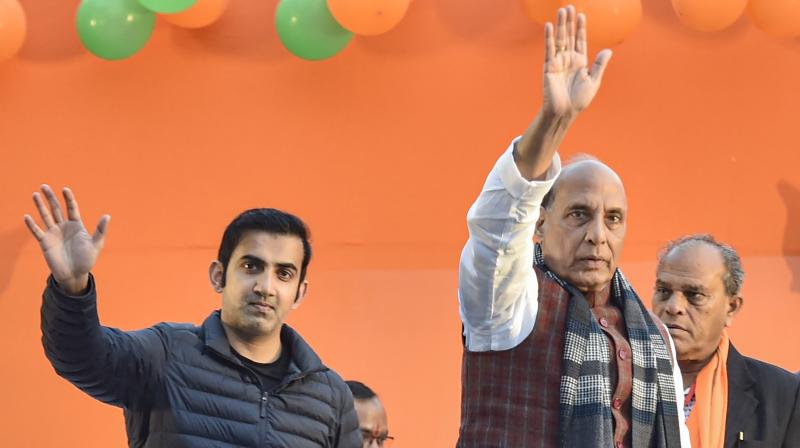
[[534, 245, 682, 448]]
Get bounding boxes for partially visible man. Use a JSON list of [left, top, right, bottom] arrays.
[[346, 381, 393, 448], [652, 234, 800, 447], [28, 185, 360, 447]]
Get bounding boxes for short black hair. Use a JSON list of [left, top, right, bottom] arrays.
[[217, 208, 312, 287], [658, 234, 745, 297], [346, 380, 377, 400]]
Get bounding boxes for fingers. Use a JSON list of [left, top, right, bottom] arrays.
[[555, 7, 567, 53], [23, 214, 45, 241], [576, 13, 587, 56], [63, 187, 82, 221], [544, 22, 555, 62], [42, 184, 65, 225], [92, 214, 111, 249], [590, 49, 613, 83], [567, 5, 576, 53], [33, 191, 55, 229]]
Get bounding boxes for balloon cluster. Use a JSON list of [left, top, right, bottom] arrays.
[[672, 0, 800, 37], [276, 0, 410, 61], [1, 0, 797, 64], [76, 0, 229, 60], [519, 0, 800, 49], [75, 0, 410, 61]]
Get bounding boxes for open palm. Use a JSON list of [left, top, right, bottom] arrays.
[[543, 6, 612, 116], [24, 185, 109, 292]]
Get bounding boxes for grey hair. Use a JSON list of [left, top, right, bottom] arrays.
[[658, 234, 745, 297]]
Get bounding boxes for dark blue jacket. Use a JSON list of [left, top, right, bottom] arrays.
[[41, 276, 361, 448]]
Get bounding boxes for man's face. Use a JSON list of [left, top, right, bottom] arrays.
[[212, 231, 307, 339], [354, 397, 390, 448], [537, 162, 627, 292], [652, 242, 741, 364]]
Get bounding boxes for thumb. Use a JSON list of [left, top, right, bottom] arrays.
[[92, 215, 111, 249], [590, 49, 613, 84]]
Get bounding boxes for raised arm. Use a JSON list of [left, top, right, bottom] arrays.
[[516, 6, 612, 180], [27, 185, 166, 409], [458, 6, 612, 352]]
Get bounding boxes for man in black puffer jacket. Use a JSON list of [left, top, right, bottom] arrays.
[[29, 184, 361, 447]]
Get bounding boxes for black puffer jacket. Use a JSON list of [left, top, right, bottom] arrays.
[[41, 276, 361, 447]]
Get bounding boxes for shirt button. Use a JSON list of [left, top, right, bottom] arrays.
[[618, 349, 628, 360], [599, 317, 609, 328], [612, 398, 622, 409]]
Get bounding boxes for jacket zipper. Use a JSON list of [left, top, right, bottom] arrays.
[[260, 391, 268, 418]]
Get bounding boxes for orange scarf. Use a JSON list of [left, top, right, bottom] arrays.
[[686, 329, 730, 448]]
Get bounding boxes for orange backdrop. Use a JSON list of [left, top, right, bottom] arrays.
[[1, 1, 799, 446]]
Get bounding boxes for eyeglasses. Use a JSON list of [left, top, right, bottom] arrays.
[[361, 431, 395, 447]]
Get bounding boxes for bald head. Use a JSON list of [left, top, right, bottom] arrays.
[[542, 158, 625, 210], [536, 158, 627, 292], [652, 235, 744, 366]]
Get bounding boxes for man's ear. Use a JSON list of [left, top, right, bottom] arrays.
[[725, 295, 743, 327], [292, 281, 308, 309], [209, 260, 224, 293], [534, 206, 547, 240]]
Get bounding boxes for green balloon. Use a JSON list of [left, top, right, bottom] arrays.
[[138, 0, 196, 14], [77, 0, 156, 60], [275, 0, 353, 61]]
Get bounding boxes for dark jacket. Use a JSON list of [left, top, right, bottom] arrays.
[[41, 276, 361, 448], [725, 344, 800, 448]]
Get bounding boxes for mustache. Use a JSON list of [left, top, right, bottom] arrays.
[[664, 322, 687, 332], [246, 293, 276, 307]]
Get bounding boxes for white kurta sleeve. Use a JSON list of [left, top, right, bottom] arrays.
[[458, 137, 561, 352]]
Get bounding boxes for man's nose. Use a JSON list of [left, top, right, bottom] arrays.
[[664, 293, 685, 315], [253, 273, 275, 296], [585, 216, 608, 245]]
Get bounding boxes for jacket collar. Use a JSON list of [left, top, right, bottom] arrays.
[[201, 310, 328, 377]]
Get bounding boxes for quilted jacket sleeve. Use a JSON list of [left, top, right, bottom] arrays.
[[40, 275, 167, 410], [333, 374, 362, 448]]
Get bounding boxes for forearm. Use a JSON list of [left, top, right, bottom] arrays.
[[41, 274, 107, 374], [515, 109, 576, 180], [459, 141, 560, 351], [40, 275, 123, 401], [40, 275, 147, 407]]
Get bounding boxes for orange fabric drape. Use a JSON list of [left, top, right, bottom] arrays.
[[686, 329, 731, 448]]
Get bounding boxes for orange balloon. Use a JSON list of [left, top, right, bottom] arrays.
[[327, 0, 410, 36], [747, 0, 800, 38], [0, 0, 25, 62], [568, 0, 641, 49], [162, 0, 229, 29], [519, 0, 561, 25], [671, 0, 748, 32]]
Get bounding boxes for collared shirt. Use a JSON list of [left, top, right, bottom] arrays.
[[458, 137, 692, 447], [684, 386, 696, 421]]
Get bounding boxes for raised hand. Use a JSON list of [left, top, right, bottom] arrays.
[[24, 185, 110, 295], [542, 5, 612, 116]]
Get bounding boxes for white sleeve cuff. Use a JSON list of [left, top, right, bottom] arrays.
[[496, 136, 562, 200]]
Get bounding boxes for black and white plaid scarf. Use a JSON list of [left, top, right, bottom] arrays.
[[534, 244, 682, 448]]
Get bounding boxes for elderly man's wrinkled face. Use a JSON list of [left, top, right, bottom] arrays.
[[652, 242, 742, 364], [536, 161, 627, 292]]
